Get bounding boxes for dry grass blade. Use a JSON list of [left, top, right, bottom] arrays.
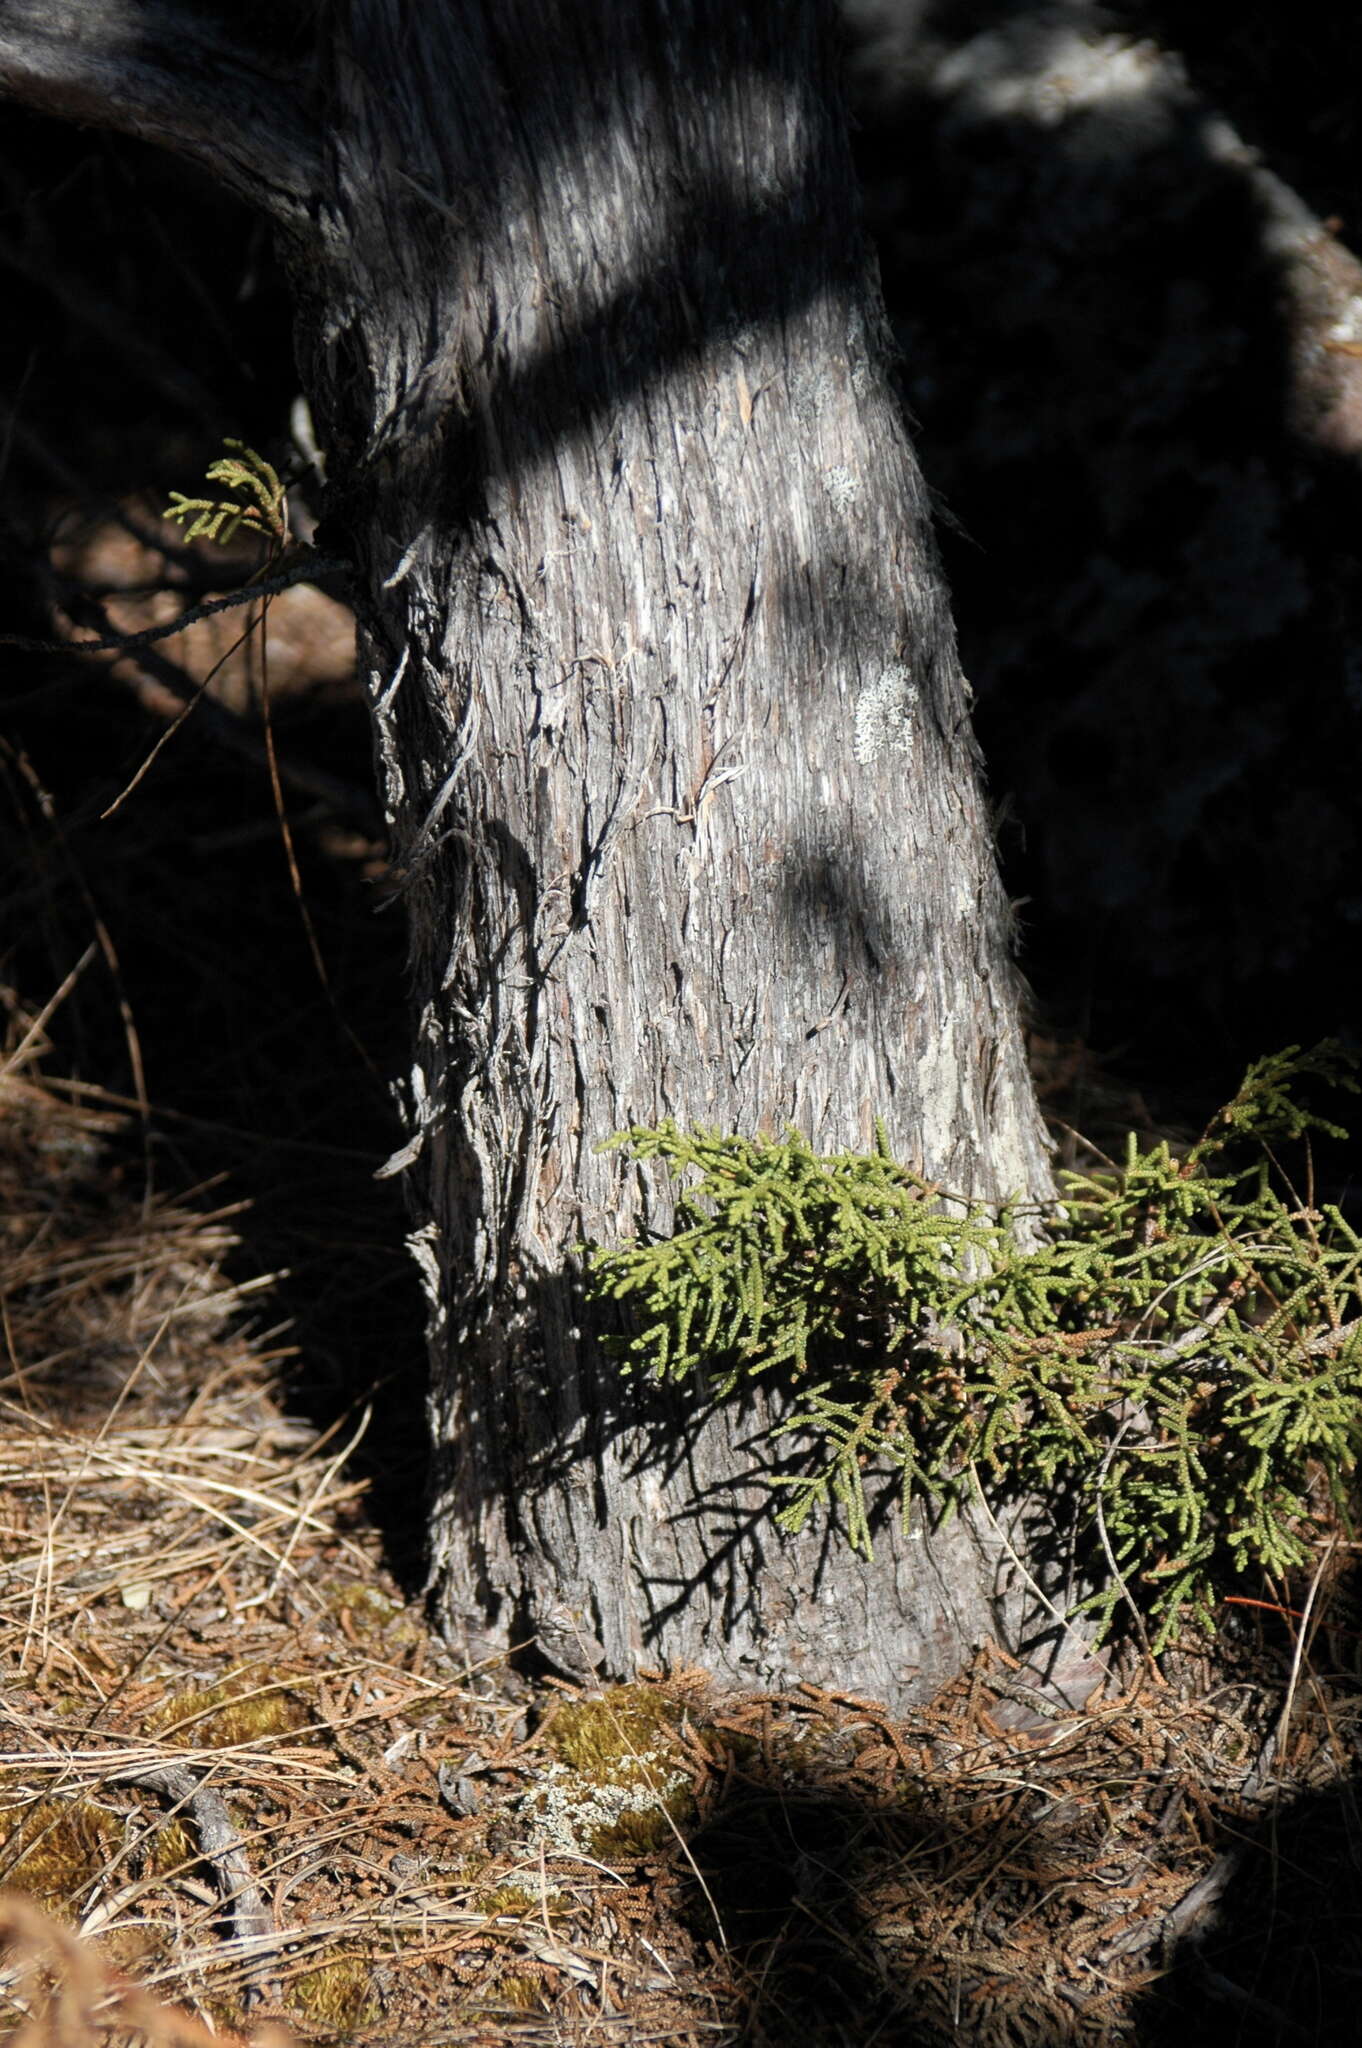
[[0, 1892, 296, 2046]]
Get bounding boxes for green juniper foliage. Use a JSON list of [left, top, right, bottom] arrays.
[[588, 1046, 1362, 1647], [165, 440, 289, 550]]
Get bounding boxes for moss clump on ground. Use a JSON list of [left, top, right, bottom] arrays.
[[491, 1972, 547, 2012], [148, 1667, 312, 1748], [474, 1884, 538, 1917], [0, 1794, 119, 1910], [517, 1683, 696, 1863], [548, 1683, 682, 1778], [1, 1776, 218, 1932], [586, 1795, 690, 1860], [139, 1815, 198, 1881], [290, 1953, 380, 2032], [324, 1577, 425, 1648]]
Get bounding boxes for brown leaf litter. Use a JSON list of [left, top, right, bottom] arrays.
[[3, 985, 1362, 2046]]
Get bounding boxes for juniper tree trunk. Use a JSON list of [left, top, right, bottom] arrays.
[[0, 0, 1068, 1707], [276, 0, 1059, 1705]]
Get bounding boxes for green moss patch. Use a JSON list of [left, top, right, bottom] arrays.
[[148, 1667, 312, 1748], [0, 1794, 119, 1911], [289, 1953, 381, 2033], [515, 1683, 695, 1863]]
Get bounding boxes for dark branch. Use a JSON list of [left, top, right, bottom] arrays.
[[0, 0, 321, 228], [0, 557, 350, 655], [56, 583, 384, 838]]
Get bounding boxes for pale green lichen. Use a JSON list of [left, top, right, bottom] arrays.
[[516, 1758, 690, 1860], [823, 465, 860, 513], [515, 1685, 693, 1861], [853, 662, 916, 765]]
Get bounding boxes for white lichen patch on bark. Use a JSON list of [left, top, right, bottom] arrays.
[[853, 661, 916, 765], [823, 463, 859, 512]]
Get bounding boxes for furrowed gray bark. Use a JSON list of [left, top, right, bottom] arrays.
[[1, 0, 1078, 1708]]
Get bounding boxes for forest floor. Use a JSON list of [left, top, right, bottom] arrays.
[[3, 990, 1362, 2048]]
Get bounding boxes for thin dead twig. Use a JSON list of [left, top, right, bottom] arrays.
[[107, 1762, 279, 2006]]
